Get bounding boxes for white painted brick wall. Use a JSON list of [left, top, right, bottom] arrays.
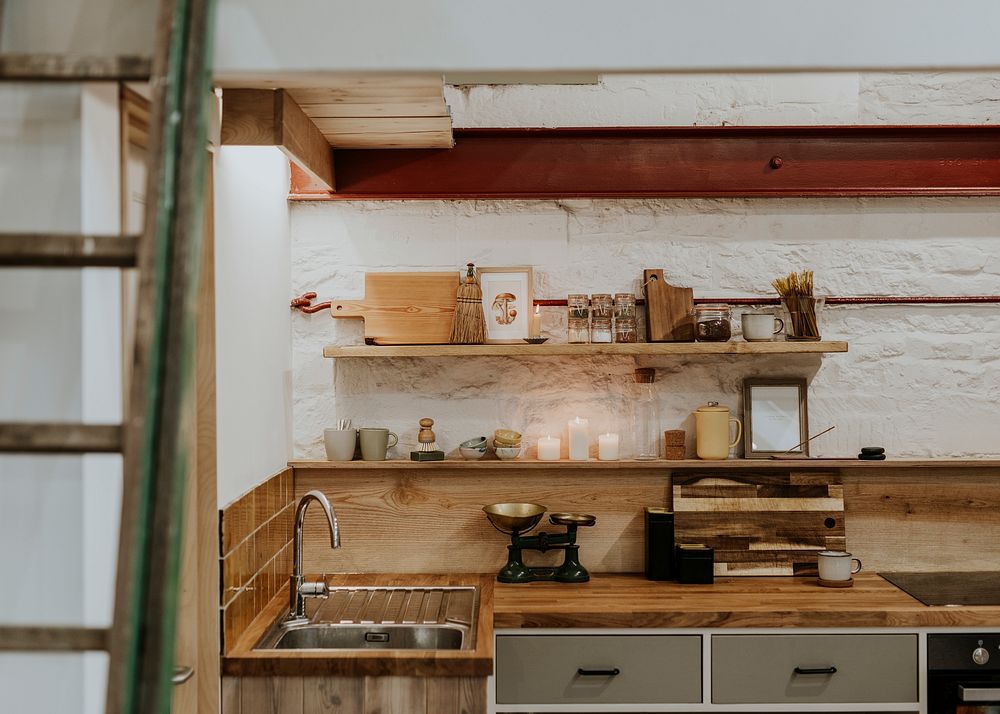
[[291, 73, 1000, 460]]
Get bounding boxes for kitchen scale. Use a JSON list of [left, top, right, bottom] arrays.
[[483, 503, 596, 583]]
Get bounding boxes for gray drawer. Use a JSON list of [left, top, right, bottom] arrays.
[[495, 634, 701, 705], [712, 634, 918, 704]]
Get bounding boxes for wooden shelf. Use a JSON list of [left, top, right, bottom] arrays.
[[323, 341, 848, 358], [289, 458, 1000, 470]]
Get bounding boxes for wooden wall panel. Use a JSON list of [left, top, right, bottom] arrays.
[[842, 468, 1000, 571], [293, 465, 1000, 576], [295, 469, 669, 574]]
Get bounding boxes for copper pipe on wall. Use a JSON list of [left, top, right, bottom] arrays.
[[533, 296, 1000, 307]]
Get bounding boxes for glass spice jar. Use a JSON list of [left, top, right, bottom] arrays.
[[567, 294, 590, 319], [693, 305, 732, 342], [614, 293, 636, 320], [568, 317, 590, 343], [590, 294, 613, 319], [614, 317, 638, 343], [591, 317, 613, 343]]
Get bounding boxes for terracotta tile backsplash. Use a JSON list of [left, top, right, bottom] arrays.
[[219, 467, 293, 653]]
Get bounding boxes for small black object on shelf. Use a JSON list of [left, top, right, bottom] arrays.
[[858, 446, 886, 460]]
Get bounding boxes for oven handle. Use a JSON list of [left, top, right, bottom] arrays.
[[960, 686, 1000, 702]]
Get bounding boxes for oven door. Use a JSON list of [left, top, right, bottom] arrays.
[[929, 673, 1000, 714]]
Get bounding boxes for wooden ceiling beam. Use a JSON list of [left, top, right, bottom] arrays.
[[288, 125, 1000, 200], [221, 88, 335, 191]]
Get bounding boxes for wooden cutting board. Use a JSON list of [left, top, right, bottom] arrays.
[[329, 272, 458, 345], [673, 472, 846, 577], [643, 269, 694, 342]]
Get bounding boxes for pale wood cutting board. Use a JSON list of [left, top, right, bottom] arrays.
[[673, 472, 846, 576], [329, 272, 457, 345], [643, 269, 694, 342]]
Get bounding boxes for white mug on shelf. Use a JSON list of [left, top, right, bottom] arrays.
[[817, 550, 862, 581], [741, 311, 785, 341]]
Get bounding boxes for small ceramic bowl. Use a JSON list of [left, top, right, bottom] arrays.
[[460, 436, 488, 449], [494, 446, 522, 461], [459, 445, 487, 460]]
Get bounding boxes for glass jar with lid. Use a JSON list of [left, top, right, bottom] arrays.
[[693, 305, 732, 342], [567, 294, 590, 319], [590, 294, 613, 319], [591, 317, 612, 343], [633, 368, 659, 460], [568, 317, 590, 343], [614, 293, 636, 320], [614, 318, 638, 343]]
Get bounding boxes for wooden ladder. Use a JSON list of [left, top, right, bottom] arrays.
[[0, 1, 215, 712]]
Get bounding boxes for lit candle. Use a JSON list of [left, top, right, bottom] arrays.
[[568, 417, 589, 461], [598, 432, 620, 461], [530, 305, 541, 338], [537, 435, 560, 461]]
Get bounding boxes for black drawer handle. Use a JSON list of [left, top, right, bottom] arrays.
[[794, 666, 837, 675], [577, 668, 621, 677]]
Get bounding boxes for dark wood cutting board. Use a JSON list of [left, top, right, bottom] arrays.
[[672, 472, 846, 577], [643, 269, 694, 341]]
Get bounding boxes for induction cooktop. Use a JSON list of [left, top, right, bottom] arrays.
[[879, 571, 1000, 606]]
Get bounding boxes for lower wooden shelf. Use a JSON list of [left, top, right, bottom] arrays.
[[322, 341, 848, 358], [288, 458, 1000, 470]]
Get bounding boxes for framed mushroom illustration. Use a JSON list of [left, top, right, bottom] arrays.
[[477, 267, 534, 343]]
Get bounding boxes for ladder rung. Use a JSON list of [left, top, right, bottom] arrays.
[[0, 54, 151, 82], [0, 423, 123, 454], [0, 626, 109, 651], [0, 233, 139, 267]]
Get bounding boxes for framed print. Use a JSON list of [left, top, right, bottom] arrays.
[[477, 267, 534, 344], [743, 377, 809, 458]]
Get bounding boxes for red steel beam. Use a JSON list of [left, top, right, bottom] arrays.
[[290, 126, 1000, 200]]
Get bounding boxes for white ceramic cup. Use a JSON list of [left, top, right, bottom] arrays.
[[817, 550, 862, 581], [741, 312, 785, 341], [324, 428, 358, 461]]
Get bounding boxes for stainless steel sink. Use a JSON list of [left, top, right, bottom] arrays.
[[255, 586, 478, 651], [267, 624, 465, 650]]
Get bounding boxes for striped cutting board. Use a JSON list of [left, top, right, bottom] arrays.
[[672, 472, 846, 577]]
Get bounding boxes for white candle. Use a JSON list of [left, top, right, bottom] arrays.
[[598, 432, 620, 461], [568, 417, 589, 461], [537, 435, 560, 461], [530, 305, 541, 338]]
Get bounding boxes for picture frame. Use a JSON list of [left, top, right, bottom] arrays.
[[477, 267, 534, 344], [742, 377, 809, 458]]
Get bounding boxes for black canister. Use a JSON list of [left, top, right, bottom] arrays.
[[676, 543, 715, 584], [644, 507, 675, 581]]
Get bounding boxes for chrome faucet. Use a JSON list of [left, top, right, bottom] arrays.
[[288, 489, 341, 622]]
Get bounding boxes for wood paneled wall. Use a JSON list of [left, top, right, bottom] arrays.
[[294, 466, 1000, 575]]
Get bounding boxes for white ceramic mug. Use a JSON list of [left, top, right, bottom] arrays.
[[817, 550, 862, 581], [324, 428, 357, 461], [741, 312, 785, 341]]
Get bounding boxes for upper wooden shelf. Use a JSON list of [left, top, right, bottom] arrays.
[[289, 458, 1000, 470], [323, 341, 848, 358]]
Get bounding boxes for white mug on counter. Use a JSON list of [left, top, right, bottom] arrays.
[[741, 311, 784, 341], [818, 550, 862, 581]]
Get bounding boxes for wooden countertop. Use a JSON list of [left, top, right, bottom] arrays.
[[224, 573, 1000, 678], [222, 574, 494, 677], [493, 572, 1000, 628]]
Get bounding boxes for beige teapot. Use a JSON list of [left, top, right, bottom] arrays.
[[695, 401, 742, 460]]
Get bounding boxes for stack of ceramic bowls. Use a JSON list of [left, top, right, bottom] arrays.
[[459, 436, 488, 460], [493, 429, 522, 460]]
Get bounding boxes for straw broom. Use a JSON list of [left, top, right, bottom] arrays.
[[449, 263, 487, 344]]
